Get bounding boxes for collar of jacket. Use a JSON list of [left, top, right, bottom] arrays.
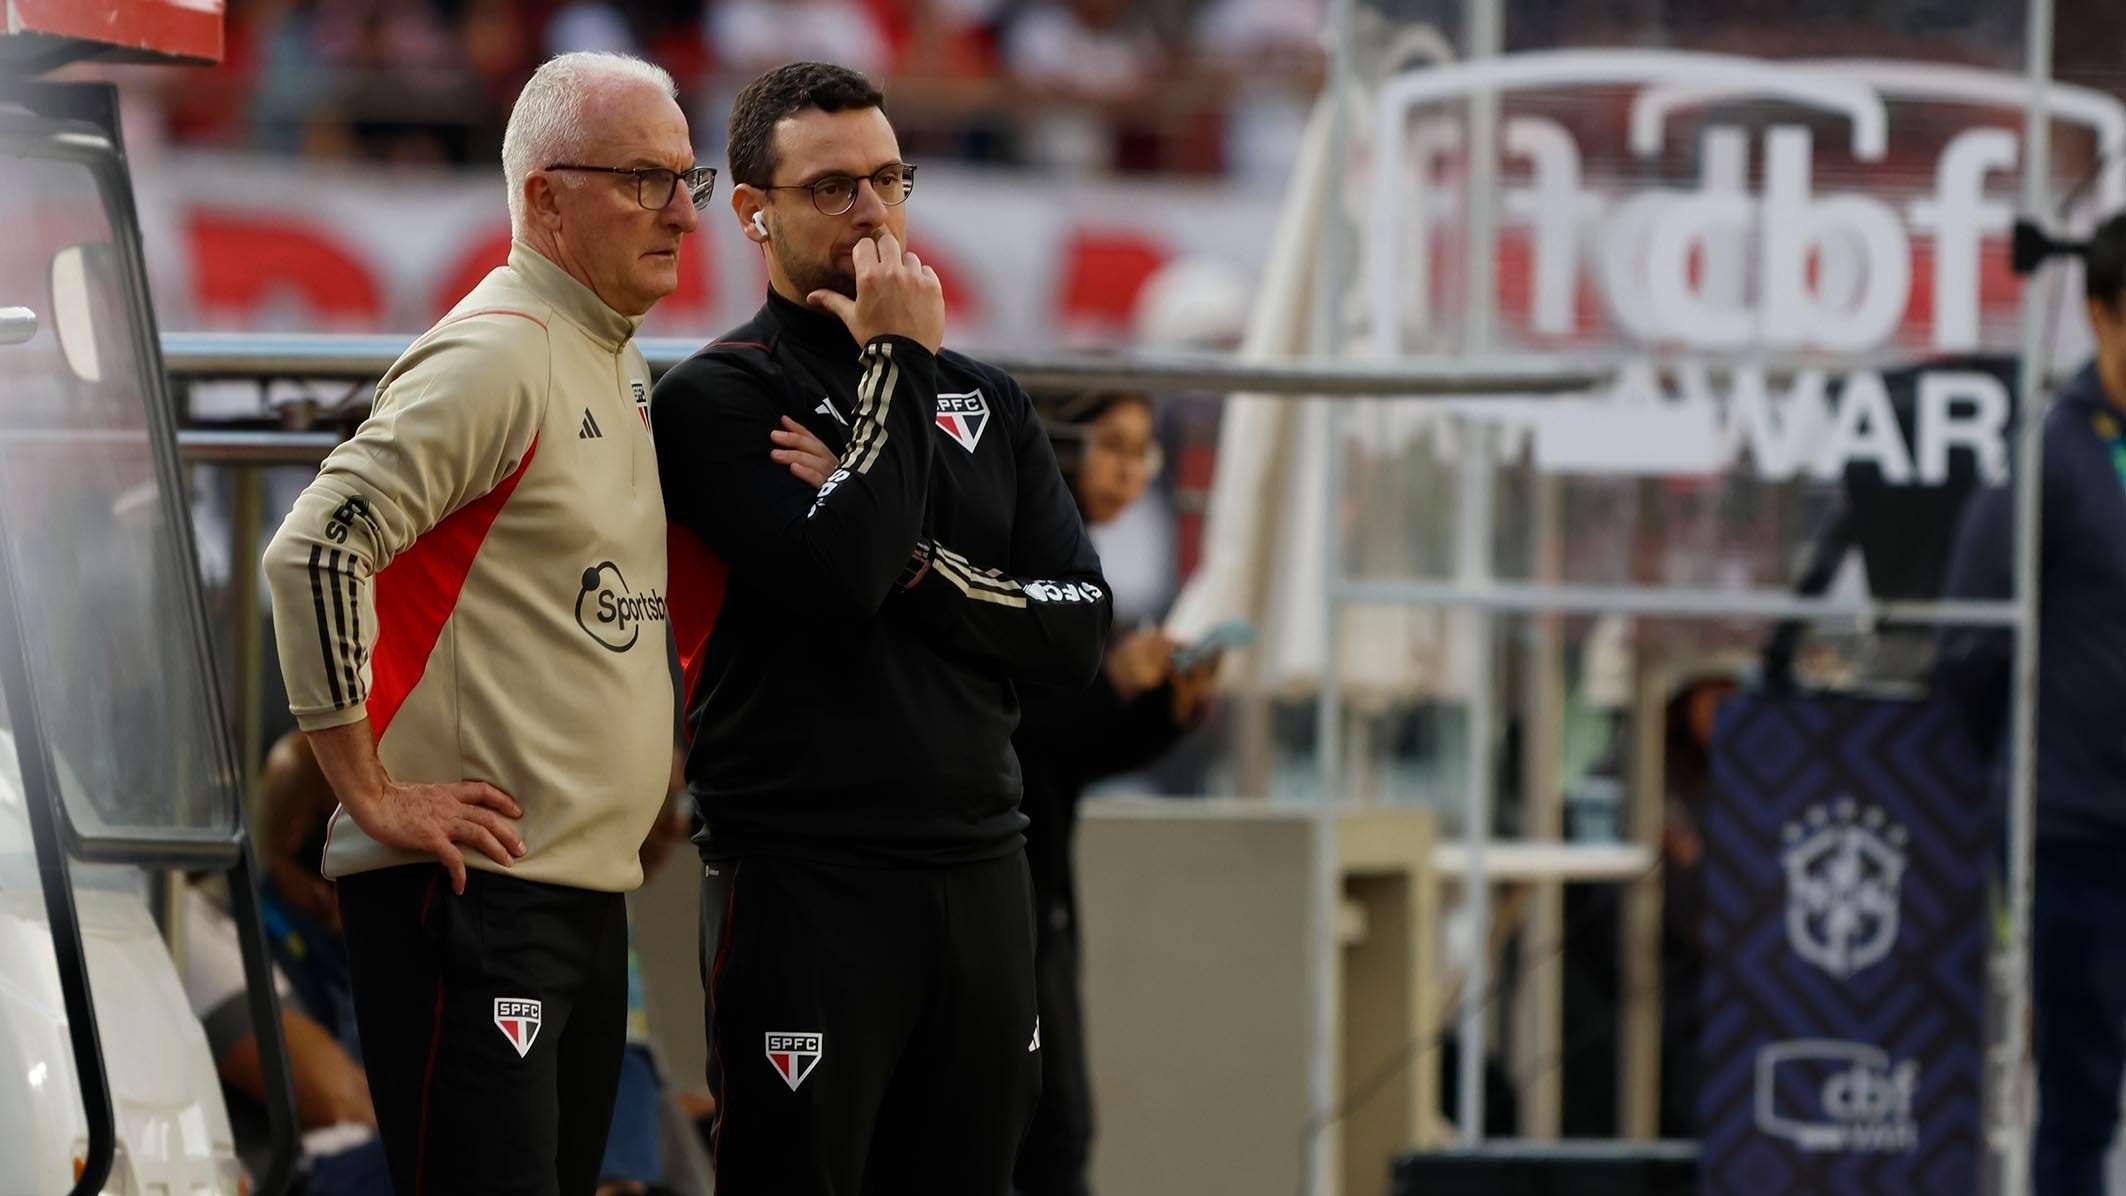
[[507, 240, 645, 351], [762, 286, 862, 357]]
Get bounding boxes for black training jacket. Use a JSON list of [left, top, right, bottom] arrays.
[[652, 289, 1112, 864]]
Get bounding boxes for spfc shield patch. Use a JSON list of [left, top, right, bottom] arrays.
[[630, 379, 650, 428], [935, 390, 990, 452], [766, 1032, 824, 1091], [494, 997, 542, 1059]]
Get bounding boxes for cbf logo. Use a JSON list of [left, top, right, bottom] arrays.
[[1364, 52, 2126, 487], [935, 390, 990, 452], [766, 1032, 824, 1091], [494, 998, 542, 1059], [575, 561, 667, 653], [1755, 1039, 1919, 1154], [1782, 799, 1907, 979]]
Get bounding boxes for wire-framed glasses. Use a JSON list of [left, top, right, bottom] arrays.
[[765, 164, 917, 216]]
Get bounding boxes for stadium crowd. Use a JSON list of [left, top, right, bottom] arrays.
[[154, 0, 1323, 178]]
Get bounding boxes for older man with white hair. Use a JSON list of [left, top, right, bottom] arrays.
[[261, 51, 706, 1196]]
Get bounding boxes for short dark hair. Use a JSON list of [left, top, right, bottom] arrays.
[[2086, 212, 2126, 312], [727, 62, 886, 189], [1036, 389, 1155, 476], [1041, 389, 1152, 428]]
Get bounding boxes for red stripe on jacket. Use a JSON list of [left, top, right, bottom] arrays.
[[666, 523, 731, 726], [367, 439, 539, 739]]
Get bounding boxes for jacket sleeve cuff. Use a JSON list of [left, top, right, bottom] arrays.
[[293, 703, 368, 733]]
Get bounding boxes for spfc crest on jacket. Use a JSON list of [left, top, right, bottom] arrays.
[[935, 390, 990, 452], [766, 1031, 824, 1091], [494, 997, 542, 1059]]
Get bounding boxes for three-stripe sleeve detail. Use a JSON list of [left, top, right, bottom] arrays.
[[806, 342, 899, 519], [308, 544, 369, 711], [928, 546, 1029, 608], [926, 545, 1108, 610], [842, 342, 897, 477], [308, 545, 347, 709]]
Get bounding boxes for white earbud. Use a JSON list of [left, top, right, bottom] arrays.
[[751, 211, 769, 240]]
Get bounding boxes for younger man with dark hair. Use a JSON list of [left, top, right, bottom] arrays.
[[652, 61, 1112, 1194]]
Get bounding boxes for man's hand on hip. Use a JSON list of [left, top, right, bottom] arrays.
[[355, 778, 525, 894], [806, 230, 945, 354], [305, 719, 525, 894]]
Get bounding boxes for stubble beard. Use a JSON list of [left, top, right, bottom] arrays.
[[776, 240, 856, 303]]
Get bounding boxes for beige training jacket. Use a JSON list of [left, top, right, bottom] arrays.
[[262, 242, 672, 892]]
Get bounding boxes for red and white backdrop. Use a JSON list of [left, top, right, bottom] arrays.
[[131, 154, 1282, 352]]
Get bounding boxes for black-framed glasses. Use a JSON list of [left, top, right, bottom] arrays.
[[763, 164, 917, 216], [546, 163, 717, 210]]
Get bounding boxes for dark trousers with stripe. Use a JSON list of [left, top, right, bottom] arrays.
[[340, 863, 629, 1196], [700, 851, 1042, 1195]]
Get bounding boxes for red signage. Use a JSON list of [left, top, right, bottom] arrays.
[[6, 0, 223, 65]]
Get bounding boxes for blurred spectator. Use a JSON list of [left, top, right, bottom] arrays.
[[691, 0, 894, 166], [1657, 674, 1733, 1137], [149, 0, 1324, 180], [180, 884, 392, 1196], [1003, 0, 1165, 172], [1013, 389, 1221, 1196], [709, 0, 891, 80], [878, 0, 1014, 163], [1189, 0, 1323, 183], [309, 0, 455, 70], [256, 732, 362, 1058], [461, 0, 541, 136], [243, 0, 332, 154], [546, 2, 641, 56], [312, 0, 482, 163]]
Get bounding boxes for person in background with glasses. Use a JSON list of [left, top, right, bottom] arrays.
[[1013, 389, 1219, 1196], [260, 51, 708, 1196], [650, 61, 1112, 1194]]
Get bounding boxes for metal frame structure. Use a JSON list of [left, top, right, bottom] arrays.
[[2, 83, 298, 1196], [1309, 0, 2059, 1191], [161, 332, 1613, 396]]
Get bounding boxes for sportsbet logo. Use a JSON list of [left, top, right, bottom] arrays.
[[575, 560, 666, 653], [766, 1032, 825, 1091]]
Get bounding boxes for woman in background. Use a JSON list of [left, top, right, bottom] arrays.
[[1013, 389, 1221, 1196]]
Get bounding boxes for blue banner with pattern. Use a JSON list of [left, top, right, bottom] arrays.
[[1697, 693, 1990, 1194]]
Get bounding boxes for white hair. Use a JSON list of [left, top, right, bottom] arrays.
[[502, 52, 678, 236]]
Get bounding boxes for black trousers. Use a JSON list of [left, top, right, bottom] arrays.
[[2034, 841, 2126, 1195], [339, 863, 629, 1196], [1013, 894, 1093, 1196], [700, 851, 1041, 1195]]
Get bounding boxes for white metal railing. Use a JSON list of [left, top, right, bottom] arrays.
[[160, 331, 1611, 398]]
